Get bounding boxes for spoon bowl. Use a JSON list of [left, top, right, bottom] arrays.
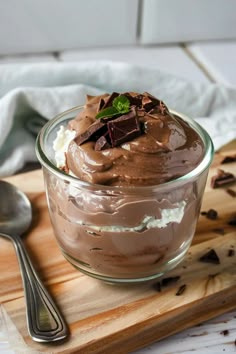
[[0, 180, 32, 236], [0, 180, 69, 342]]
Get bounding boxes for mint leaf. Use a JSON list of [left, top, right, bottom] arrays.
[[113, 95, 130, 113], [96, 106, 119, 119], [96, 94, 131, 119]]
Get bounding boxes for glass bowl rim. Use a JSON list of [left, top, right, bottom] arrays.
[[35, 105, 214, 192]]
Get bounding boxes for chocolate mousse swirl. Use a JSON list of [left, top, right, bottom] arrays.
[[66, 92, 204, 186]]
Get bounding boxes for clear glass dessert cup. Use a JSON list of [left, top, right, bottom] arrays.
[[36, 106, 214, 284]]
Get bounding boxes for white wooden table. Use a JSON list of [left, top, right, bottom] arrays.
[[0, 41, 236, 353]]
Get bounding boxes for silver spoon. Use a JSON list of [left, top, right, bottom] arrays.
[[0, 180, 69, 342]]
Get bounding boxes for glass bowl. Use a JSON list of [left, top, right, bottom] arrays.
[[36, 106, 214, 283]]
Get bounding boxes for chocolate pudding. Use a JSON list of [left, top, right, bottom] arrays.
[[37, 92, 213, 282], [54, 92, 204, 186]]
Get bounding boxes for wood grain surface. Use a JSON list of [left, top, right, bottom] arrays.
[[0, 144, 236, 354]]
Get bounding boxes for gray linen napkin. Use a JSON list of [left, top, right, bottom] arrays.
[[0, 61, 235, 177]]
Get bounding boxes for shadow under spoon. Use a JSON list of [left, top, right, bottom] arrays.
[[0, 180, 69, 342]]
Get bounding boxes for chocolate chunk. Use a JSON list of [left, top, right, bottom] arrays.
[[202, 209, 218, 220], [228, 216, 236, 226], [199, 249, 220, 264], [211, 169, 236, 188], [95, 133, 111, 151], [212, 228, 225, 235], [226, 188, 236, 197], [98, 98, 105, 111], [142, 96, 156, 112], [107, 108, 141, 147], [220, 330, 229, 336], [141, 92, 168, 115], [124, 93, 143, 108], [175, 284, 186, 296], [143, 92, 160, 106], [221, 155, 236, 164], [228, 249, 235, 257], [161, 276, 181, 287], [75, 121, 107, 146], [153, 276, 181, 292], [102, 92, 119, 109]]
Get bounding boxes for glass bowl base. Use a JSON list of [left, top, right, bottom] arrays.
[[62, 248, 188, 284]]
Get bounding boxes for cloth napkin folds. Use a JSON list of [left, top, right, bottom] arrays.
[[0, 61, 235, 177]]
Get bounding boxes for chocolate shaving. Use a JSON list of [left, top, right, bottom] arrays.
[[107, 107, 141, 147], [228, 249, 235, 257], [199, 249, 220, 264], [98, 98, 105, 111], [142, 96, 156, 112], [226, 188, 236, 197], [211, 169, 236, 188], [75, 121, 107, 146], [159, 101, 168, 115], [153, 276, 181, 292], [175, 284, 186, 296], [220, 330, 229, 336], [201, 209, 218, 220], [228, 216, 236, 226], [221, 155, 236, 164]]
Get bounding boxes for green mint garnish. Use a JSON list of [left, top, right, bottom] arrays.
[[96, 94, 130, 119], [96, 106, 119, 119], [112, 95, 130, 113]]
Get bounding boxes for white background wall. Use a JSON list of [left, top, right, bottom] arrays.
[[0, 0, 236, 55]]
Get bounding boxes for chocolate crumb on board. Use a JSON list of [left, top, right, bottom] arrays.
[[228, 249, 235, 257], [220, 330, 229, 336], [212, 228, 225, 235], [226, 188, 236, 197], [221, 155, 236, 164], [228, 216, 236, 226], [211, 169, 236, 188], [199, 249, 220, 264], [201, 209, 218, 220], [153, 276, 181, 292], [175, 284, 186, 296]]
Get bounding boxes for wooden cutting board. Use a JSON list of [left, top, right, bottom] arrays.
[[0, 142, 236, 354]]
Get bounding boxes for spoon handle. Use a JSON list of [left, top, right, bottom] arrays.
[[7, 233, 69, 342]]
